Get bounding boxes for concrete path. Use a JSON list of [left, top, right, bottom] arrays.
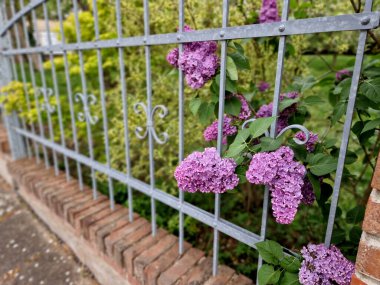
[[0, 177, 99, 285]]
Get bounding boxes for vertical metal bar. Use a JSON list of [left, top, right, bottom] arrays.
[[257, 0, 290, 277], [42, 1, 70, 180], [115, 0, 133, 220], [8, 0, 31, 158], [92, 0, 114, 209], [324, 0, 373, 246], [31, 8, 58, 174], [56, 0, 83, 189], [72, 0, 97, 199], [178, 0, 185, 255], [2, 1, 18, 83], [143, 0, 157, 236], [213, 0, 229, 276], [19, 0, 48, 166]]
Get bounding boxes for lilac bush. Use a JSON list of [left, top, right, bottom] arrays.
[[174, 147, 239, 194], [301, 178, 316, 205], [233, 94, 252, 120], [246, 146, 306, 224], [258, 81, 270, 92], [336, 69, 352, 82], [299, 243, 355, 285]]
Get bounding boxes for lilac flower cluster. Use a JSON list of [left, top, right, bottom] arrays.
[[246, 146, 306, 224], [299, 243, 355, 285], [335, 69, 352, 82], [258, 81, 270, 92], [301, 178, 316, 205], [174, 147, 239, 194], [203, 115, 237, 145], [166, 26, 219, 89], [233, 94, 252, 120], [256, 92, 299, 132], [259, 0, 280, 24], [295, 131, 319, 152]]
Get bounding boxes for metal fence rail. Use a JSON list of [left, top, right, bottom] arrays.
[[0, 0, 379, 280]]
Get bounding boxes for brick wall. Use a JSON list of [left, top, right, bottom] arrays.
[[351, 156, 380, 285]]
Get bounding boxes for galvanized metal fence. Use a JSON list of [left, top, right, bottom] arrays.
[[0, 0, 379, 280]]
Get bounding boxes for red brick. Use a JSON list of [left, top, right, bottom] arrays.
[[61, 194, 94, 219], [72, 199, 111, 230], [178, 257, 213, 285], [363, 192, 380, 237], [53, 191, 87, 216], [81, 204, 122, 239], [38, 180, 73, 204], [123, 229, 168, 276], [226, 274, 253, 285], [203, 265, 235, 285], [94, 215, 136, 252], [47, 183, 84, 212], [356, 238, 380, 280], [43, 181, 79, 206], [113, 221, 152, 267], [105, 218, 149, 257], [134, 234, 178, 284], [371, 154, 380, 190], [88, 208, 133, 243], [144, 241, 191, 285], [351, 273, 367, 285], [157, 247, 204, 285], [34, 176, 68, 200], [66, 195, 107, 224]]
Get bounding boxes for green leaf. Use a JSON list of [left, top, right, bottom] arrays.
[[225, 97, 242, 116], [303, 96, 325, 106], [256, 240, 284, 265], [337, 78, 352, 100], [225, 129, 251, 158], [226, 56, 238, 81], [198, 102, 215, 125], [331, 101, 347, 125], [258, 265, 281, 285], [260, 137, 282, 152], [279, 98, 299, 112], [360, 78, 380, 103], [226, 77, 238, 93], [249, 117, 276, 139], [331, 228, 346, 244], [307, 172, 320, 200], [349, 226, 362, 243], [280, 272, 301, 285], [189, 97, 202, 116], [346, 205, 365, 224], [280, 256, 301, 273], [323, 138, 337, 149], [309, 153, 338, 176], [361, 118, 380, 134], [229, 52, 250, 70]]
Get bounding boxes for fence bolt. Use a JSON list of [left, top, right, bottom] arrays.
[[143, 37, 147, 43], [361, 16, 370, 25], [177, 34, 181, 40], [279, 24, 285, 32], [219, 31, 225, 37]]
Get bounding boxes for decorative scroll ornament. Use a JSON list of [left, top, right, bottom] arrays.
[[75, 93, 98, 125], [242, 119, 310, 145], [133, 102, 169, 145], [36, 87, 55, 113]]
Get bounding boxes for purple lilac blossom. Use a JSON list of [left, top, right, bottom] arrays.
[[255, 92, 299, 132], [295, 131, 319, 152], [259, 0, 280, 24], [174, 147, 239, 194], [203, 115, 237, 145], [258, 81, 270, 92], [300, 178, 316, 205], [166, 25, 219, 89], [336, 69, 352, 82], [299, 243, 355, 285], [231, 94, 252, 120], [246, 146, 306, 224]]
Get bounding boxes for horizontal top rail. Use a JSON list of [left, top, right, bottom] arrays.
[[0, 0, 46, 37], [1, 12, 379, 55]]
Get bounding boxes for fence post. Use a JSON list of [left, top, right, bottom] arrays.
[[0, 6, 27, 160]]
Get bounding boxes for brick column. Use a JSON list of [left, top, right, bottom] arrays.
[[351, 155, 380, 285]]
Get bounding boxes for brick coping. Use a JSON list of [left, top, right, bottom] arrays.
[[7, 158, 253, 285]]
